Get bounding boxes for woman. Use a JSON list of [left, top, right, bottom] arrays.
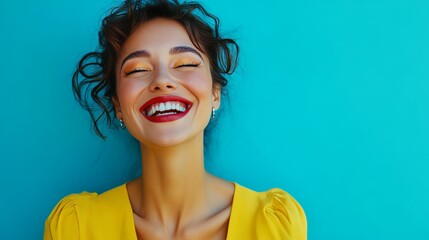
[[44, 0, 307, 239]]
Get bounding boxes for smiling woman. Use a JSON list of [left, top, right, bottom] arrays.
[[43, 0, 306, 239]]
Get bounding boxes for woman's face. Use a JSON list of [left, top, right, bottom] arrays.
[[113, 18, 220, 147]]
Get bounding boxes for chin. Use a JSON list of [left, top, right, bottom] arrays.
[[137, 128, 203, 149], [146, 136, 187, 148]]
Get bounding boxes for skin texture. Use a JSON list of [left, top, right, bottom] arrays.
[[112, 18, 235, 239]]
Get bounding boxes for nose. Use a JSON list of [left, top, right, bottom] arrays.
[[148, 68, 177, 92]]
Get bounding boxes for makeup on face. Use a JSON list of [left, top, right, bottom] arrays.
[[115, 18, 216, 147], [121, 45, 204, 70], [139, 95, 193, 123]]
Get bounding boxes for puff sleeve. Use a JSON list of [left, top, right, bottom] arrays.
[[259, 189, 307, 240], [44, 193, 94, 240]]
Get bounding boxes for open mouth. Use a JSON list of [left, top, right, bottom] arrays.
[[144, 101, 191, 117], [139, 96, 193, 122]]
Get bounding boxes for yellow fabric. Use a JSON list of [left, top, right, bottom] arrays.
[[44, 183, 307, 240]]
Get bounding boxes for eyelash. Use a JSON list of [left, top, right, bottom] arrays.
[[125, 68, 149, 76], [125, 62, 200, 76], [175, 62, 200, 68]]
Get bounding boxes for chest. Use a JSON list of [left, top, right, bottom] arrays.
[[133, 209, 231, 240]]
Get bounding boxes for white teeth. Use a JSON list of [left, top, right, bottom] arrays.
[[156, 112, 175, 116], [160, 103, 166, 111], [146, 101, 188, 117], [148, 107, 155, 117], [172, 102, 178, 111]]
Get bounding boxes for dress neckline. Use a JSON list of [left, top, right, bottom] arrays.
[[121, 182, 240, 240]]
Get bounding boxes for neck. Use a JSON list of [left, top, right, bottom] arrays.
[[137, 133, 208, 227]]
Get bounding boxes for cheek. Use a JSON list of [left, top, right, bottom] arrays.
[[179, 70, 213, 98], [116, 79, 148, 110]]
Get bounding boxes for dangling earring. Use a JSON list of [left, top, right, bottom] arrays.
[[211, 107, 216, 119], [119, 119, 126, 129]]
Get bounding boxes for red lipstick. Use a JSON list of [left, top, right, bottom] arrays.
[[139, 95, 192, 123]]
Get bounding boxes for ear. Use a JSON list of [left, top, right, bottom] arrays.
[[212, 84, 221, 110], [111, 96, 122, 119]]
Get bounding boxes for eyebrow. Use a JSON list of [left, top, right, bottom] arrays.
[[169, 46, 204, 61], [121, 50, 151, 68], [120, 46, 204, 69]]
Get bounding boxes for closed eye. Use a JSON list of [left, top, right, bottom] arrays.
[[125, 68, 150, 76], [175, 63, 200, 68]]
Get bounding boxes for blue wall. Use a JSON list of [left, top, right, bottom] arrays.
[[1, 0, 428, 239]]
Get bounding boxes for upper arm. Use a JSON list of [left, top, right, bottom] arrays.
[[263, 189, 307, 240], [44, 195, 81, 240]]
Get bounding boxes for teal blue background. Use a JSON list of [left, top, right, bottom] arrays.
[[1, 0, 428, 239]]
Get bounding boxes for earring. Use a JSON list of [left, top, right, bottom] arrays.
[[211, 107, 216, 119], [119, 119, 126, 129]]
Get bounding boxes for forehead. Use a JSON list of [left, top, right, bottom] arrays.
[[121, 18, 194, 56]]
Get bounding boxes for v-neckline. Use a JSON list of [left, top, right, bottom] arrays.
[[122, 182, 240, 240]]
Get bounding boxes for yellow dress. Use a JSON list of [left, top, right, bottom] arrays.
[[44, 183, 307, 240]]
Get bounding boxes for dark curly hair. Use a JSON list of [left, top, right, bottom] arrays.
[[72, 0, 239, 139]]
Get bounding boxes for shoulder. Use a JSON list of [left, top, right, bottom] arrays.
[[230, 183, 307, 240], [260, 187, 307, 239], [44, 184, 129, 240], [43, 191, 97, 239]]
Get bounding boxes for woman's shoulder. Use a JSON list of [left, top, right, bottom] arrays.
[[44, 184, 133, 240], [229, 183, 307, 240]]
